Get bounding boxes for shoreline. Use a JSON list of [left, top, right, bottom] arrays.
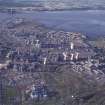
[[1, 6, 105, 13]]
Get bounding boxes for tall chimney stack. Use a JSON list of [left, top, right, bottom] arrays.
[[70, 42, 74, 50]]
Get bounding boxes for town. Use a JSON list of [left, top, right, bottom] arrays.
[[0, 18, 105, 105]]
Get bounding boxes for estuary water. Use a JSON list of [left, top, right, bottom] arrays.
[[0, 10, 105, 37]]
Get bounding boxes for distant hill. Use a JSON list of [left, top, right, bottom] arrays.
[[1, 0, 105, 10]]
